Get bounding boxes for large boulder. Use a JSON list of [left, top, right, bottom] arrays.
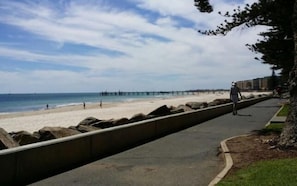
[[185, 102, 208, 110], [0, 128, 19, 149], [39, 127, 81, 141], [148, 105, 171, 117], [169, 106, 186, 114], [91, 119, 114, 129], [10, 131, 40, 145], [78, 117, 102, 126], [245, 94, 255, 99], [73, 125, 100, 133], [177, 105, 193, 112], [207, 101, 218, 107], [129, 113, 148, 123], [90, 118, 130, 128], [212, 99, 231, 105], [112, 118, 129, 126]]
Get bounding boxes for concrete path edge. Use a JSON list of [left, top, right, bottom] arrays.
[[209, 101, 286, 186], [265, 104, 286, 127], [208, 134, 249, 186]]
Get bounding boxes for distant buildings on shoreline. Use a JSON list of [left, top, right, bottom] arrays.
[[236, 76, 278, 91]]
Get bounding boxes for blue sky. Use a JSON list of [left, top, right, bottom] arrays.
[[0, 0, 272, 93]]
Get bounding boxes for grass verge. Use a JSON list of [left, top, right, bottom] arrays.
[[218, 124, 289, 185], [217, 158, 297, 186], [260, 123, 284, 134], [277, 103, 290, 116]]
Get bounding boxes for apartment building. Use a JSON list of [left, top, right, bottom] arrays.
[[236, 76, 274, 90]]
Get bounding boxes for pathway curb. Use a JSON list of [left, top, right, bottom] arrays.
[[209, 99, 284, 185], [265, 104, 287, 127], [208, 134, 249, 186]]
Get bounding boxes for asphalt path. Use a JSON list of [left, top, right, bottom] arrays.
[[30, 98, 282, 186]]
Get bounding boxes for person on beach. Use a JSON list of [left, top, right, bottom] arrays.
[[83, 102, 86, 109], [100, 100, 102, 108], [46, 104, 49, 110], [230, 81, 242, 115]]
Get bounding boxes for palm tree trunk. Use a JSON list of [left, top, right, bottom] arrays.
[[278, 0, 297, 148]]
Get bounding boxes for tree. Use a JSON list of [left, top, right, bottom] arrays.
[[194, 0, 297, 148], [279, 0, 297, 148], [246, 0, 294, 81], [195, 0, 294, 79]]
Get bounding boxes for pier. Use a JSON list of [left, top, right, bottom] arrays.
[[98, 90, 226, 97]]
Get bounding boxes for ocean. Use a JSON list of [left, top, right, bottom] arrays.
[[0, 92, 177, 114]]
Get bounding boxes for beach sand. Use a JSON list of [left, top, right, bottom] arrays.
[[0, 91, 271, 133]]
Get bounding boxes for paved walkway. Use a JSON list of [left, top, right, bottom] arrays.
[[30, 98, 282, 186]]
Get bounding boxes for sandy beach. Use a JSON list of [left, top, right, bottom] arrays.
[[0, 91, 271, 133]]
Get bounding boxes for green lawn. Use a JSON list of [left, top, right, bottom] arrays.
[[262, 123, 284, 133], [217, 120, 294, 185], [217, 158, 297, 186], [277, 104, 290, 117]]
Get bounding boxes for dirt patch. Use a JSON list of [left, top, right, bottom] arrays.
[[225, 132, 297, 176]]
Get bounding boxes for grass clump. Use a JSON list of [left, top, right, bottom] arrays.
[[257, 123, 284, 135], [277, 104, 290, 117], [264, 123, 284, 133], [217, 158, 297, 186]]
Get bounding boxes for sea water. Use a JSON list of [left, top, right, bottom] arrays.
[[0, 92, 174, 114]]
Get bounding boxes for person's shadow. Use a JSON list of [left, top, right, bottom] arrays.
[[237, 113, 252, 116]]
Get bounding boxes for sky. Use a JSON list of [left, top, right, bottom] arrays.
[[0, 0, 272, 93]]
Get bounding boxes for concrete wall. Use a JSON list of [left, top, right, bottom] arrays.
[[0, 96, 270, 185]]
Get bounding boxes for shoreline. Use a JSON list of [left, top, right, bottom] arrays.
[[0, 91, 271, 133], [0, 91, 224, 119]]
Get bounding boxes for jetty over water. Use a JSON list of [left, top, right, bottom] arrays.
[[99, 90, 227, 96]]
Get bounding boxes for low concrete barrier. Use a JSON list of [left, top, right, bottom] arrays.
[[0, 96, 271, 185]]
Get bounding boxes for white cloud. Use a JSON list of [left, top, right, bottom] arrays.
[[132, 0, 192, 16], [0, 0, 271, 93]]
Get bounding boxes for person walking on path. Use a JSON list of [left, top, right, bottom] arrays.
[[230, 81, 242, 115]]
